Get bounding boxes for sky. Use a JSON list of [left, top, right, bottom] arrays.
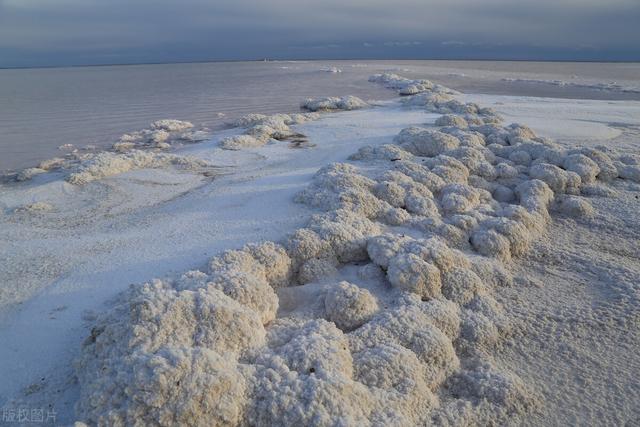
[[0, 0, 638, 67]]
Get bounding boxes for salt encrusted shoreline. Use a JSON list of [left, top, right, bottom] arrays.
[[500, 77, 640, 94], [10, 119, 212, 185], [62, 74, 640, 425]]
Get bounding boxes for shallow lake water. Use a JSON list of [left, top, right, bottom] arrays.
[[1, 59, 638, 171]]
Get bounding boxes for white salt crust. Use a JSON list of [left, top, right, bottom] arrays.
[[220, 112, 321, 150], [74, 75, 630, 426]]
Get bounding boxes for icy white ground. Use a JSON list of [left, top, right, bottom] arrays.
[[0, 77, 639, 425]]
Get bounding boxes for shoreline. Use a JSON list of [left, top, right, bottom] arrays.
[[2, 58, 640, 71], [2, 60, 640, 174]]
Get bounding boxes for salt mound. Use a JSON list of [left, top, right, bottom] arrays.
[[220, 134, 265, 150], [234, 113, 269, 128], [349, 144, 414, 161], [221, 112, 320, 151], [553, 194, 595, 217], [12, 148, 212, 185], [151, 119, 194, 132], [369, 73, 438, 95], [78, 345, 248, 427], [75, 280, 265, 425], [233, 112, 320, 129], [369, 74, 505, 126], [436, 114, 469, 128], [447, 359, 536, 418], [324, 281, 379, 331], [246, 319, 375, 425], [67, 150, 211, 185], [301, 96, 369, 112], [529, 163, 581, 194], [387, 253, 441, 298], [116, 119, 205, 151], [394, 127, 460, 156], [205, 243, 290, 322], [350, 303, 460, 389], [616, 162, 640, 182], [39, 157, 67, 171]]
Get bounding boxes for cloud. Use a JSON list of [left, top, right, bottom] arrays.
[[441, 40, 466, 46], [383, 41, 422, 47], [0, 0, 638, 66]]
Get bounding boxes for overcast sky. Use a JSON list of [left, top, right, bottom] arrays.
[[0, 0, 638, 67]]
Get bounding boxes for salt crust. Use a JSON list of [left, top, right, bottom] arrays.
[[75, 75, 628, 426]]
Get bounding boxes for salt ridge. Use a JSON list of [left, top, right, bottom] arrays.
[[70, 74, 640, 425]]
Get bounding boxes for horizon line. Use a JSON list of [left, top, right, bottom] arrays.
[[1, 57, 639, 71]]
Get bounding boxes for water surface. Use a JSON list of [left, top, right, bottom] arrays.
[[1, 60, 639, 172]]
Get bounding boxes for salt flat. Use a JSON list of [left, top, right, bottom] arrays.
[[0, 76, 639, 425]]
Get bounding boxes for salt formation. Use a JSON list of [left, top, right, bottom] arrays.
[[8, 119, 210, 184], [66, 150, 212, 185], [114, 119, 206, 151], [394, 127, 461, 156], [74, 281, 259, 426], [9, 149, 213, 186], [75, 75, 632, 426], [38, 157, 67, 171], [11, 157, 69, 182], [368, 73, 456, 97], [220, 112, 320, 150], [369, 74, 503, 123], [15, 167, 47, 182], [552, 194, 595, 217], [324, 281, 379, 331], [301, 96, 369, 112], [616, 156, 640, 182], [349, 144, 414, 162], [435, 114, 469, 128]]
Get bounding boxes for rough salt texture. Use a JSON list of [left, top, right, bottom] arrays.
[[325, 281, 379, 331], [301, 96, 369, 112], [115, 119, 206, 151], [435, 114, 469, 129], [394, 127, 461, 157], [220, 112, 320, 150], [369, 74, 505, 126], [368, 73, 456, 97], [66, 150, 211, 185], [75, 75, 631, 426]]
